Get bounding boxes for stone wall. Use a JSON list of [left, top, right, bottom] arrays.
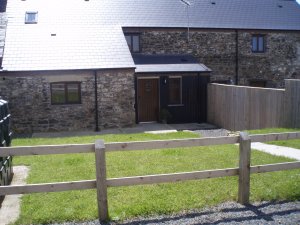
[[140, 30, 236, 83], [238, 32, 300, 87], [97, 69, 135, 129], [0, 69, 135, 133], [133, 28, 300, 88]]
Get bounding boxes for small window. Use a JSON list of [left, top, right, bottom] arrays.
[[252, 35, 265, 53], [249, 80, 266, 88], [25, 11, 38, 24], [168, 77, 182, 105], [124, 34, 140, 53], [51, 82, 81, 105]]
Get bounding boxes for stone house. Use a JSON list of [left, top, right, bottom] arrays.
[[0, 0, 299, 133]]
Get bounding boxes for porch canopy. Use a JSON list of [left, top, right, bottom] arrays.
[[132, 54, 211, 73]]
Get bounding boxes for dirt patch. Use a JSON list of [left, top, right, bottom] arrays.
[[0, 166, 29, 225]]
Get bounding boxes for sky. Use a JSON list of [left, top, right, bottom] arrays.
[[297, 0, 300, 5]]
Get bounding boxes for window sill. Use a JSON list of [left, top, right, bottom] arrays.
[[51, 103, 82, 106], [251, 51, 265, 54], [168, 104, 184, 107]]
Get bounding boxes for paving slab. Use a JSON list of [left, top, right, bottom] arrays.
[[145, 130, 177, 134], [251, 142, 300, 160], [0, 166, 29, 225]]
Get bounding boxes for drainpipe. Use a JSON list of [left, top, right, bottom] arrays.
[[94, 70, 99, 132], [235, 29, 239, 85]]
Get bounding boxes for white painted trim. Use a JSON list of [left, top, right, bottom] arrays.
[[137, 76, 160, 79], [168, 104, 184, 107]]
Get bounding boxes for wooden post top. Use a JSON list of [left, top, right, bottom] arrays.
[[95, 140, 105, 150], [239, 132, 250, 141]]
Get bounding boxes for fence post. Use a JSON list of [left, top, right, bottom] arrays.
[[95, 140, 108, 221], [238, 132, 251, 204]]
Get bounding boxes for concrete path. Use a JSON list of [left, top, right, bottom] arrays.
[[0, 166, 29, 225], [251, 142, 300, 160]]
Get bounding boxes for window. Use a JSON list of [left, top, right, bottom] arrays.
[[25, 11, 38, 24], [252, 35, 265, 53], [249, 80, 267, 88], [51, 82, 81, 105], [168, 77, 182, 105], [125, 34, 140, 53]]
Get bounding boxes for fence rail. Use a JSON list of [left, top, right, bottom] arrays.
[[0, 132, 300, 221]]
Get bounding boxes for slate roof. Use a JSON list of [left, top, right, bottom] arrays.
[[135, 64, 211, 73], [1, 0, 300, 71], [133, 54, 199, 65], [2, 26, 135, 71], [90, 0, 300, 30], [133, 54, 211, 73]]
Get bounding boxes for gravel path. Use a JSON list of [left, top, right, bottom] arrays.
[[51, 201, 300, 225], [192, 129, 230, 137]]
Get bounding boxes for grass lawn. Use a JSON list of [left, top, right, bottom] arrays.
[[247, 128, 300, 150], [12, 131, 300, 224]]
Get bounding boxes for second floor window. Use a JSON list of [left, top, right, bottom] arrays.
[[125, 34, 140, 53], [252, 35, 265, 53], [249, 80, 267, 88], [51, 82, 81, 105], [25, 11, 38, 24]]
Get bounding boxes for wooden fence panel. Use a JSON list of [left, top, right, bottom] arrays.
[[207, 83, 285, 131], [284, 79, 300, 128]]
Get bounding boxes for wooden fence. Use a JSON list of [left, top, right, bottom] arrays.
[[0, 132, 300, 221], [207, 79, 300, 131]]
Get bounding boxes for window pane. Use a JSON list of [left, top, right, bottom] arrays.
[[125, 36, 132, 50], [67, 84, 80, 103], [51, 84, 66, 104], [132, 35, 140, 52], [169, 78, 181, 105], [258, 36, 264, 52], [252, 37, 257, 52], [249, 80, 266, 88], [25, 12, 38, 23]]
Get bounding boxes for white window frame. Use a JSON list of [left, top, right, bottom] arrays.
[[25, 11, 38, 24]]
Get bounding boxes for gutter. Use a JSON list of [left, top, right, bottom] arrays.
[[235, 29, 239, 85], [94, 70, 99, 132]]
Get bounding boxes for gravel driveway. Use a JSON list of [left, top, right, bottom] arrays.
[[51, 201, 300, 225]]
